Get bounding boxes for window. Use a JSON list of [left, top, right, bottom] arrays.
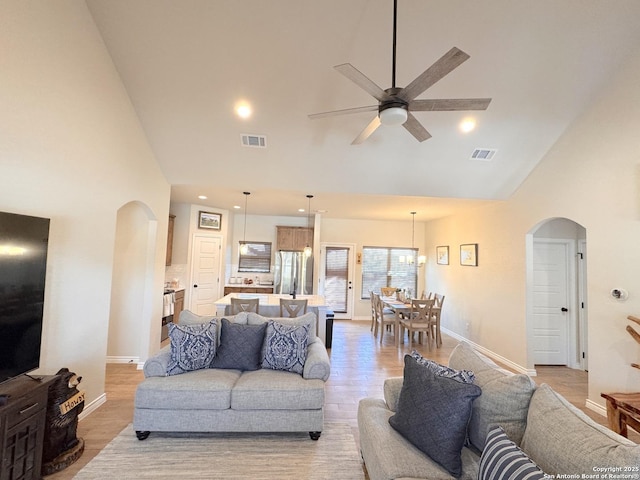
[[238, 242, 272, 273], [324, 246, 349, 313], [361, 246, 417, 299]]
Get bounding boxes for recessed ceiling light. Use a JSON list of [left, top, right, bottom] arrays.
[[235, 102, 252, 119], [198, 195, 208, 200], [298, 208, 305, 212], [460, 118, 476, 133], [233, 205, 241, 209]]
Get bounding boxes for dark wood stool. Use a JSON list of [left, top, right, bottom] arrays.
[[601, 392, 640, 438]]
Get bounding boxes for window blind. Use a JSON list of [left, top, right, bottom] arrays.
[[361, 246, 417, 298], [238, 242, 272, 273]]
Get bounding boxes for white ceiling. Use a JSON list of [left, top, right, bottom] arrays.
[[86, 0, 640, 221]]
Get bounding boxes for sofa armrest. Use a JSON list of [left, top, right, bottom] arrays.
[[142, 345, 171, 377], [383, 377, 404, 412], [303, 337, 331, 381]]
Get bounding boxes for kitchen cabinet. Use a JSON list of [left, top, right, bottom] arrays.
[[276, 226, 313, 251], [166, 215, 175, 266], [223, 286, 274, 295], [174, 289, 184, 319]]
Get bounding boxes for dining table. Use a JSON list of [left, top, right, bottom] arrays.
[[380, 296, 442, 348]]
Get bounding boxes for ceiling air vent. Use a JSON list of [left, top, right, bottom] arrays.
[[241, 134, 267, 148], [470, 148, 497, 161]]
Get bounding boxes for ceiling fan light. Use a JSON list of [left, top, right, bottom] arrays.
[[379, 106, 407, 126]]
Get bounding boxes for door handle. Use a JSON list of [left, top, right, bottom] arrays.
[[561, 307, 568, 312], [193, 284, 198, 288]]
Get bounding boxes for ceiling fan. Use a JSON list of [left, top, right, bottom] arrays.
[[309, 0, 491, 144]]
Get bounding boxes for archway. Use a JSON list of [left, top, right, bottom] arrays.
[[107, 201, 158, 364], [525, 217, 587, 374]]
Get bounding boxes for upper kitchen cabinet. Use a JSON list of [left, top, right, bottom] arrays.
[[166, 214, 175, 266], [276, 226, 313, 251]]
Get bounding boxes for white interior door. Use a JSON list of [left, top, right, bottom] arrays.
[[532, 241, 570, 365], [190, 234, 222, 315], [319, 244, 354, 319]]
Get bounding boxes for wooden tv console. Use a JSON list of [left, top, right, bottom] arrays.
[[0, 375, 56, 480]]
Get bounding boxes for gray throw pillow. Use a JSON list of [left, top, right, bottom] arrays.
[[479, 426, 545, 480], [262, 320, 310, 374], [410, 350, 476, 384], [210, 318, 267, 371], [389, 355, 482, 478], [166, 320, 217, 376]]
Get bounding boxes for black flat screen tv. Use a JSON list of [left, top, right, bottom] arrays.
[[0, 211, 50, 384]]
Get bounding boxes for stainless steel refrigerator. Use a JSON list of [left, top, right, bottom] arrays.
[[274, 250, 313, 295]]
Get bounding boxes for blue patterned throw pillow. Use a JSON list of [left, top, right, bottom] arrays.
[[411, 350, 476, 384], [262, 320, 310, 374], [479, 426, 545, 480], [166, 320, 217, 376]]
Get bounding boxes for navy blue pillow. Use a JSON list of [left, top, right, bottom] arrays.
[[210, 318, 267, 371], [389, 355, 482, 478]]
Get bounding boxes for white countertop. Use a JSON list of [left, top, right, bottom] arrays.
[[224, 284, 274, 289], [214, 293, 327, 307]]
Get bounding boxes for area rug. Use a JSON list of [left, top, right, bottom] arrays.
[[73, 423, 365, 479]]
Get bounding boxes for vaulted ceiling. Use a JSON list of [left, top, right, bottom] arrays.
[[86, 0, 640, 221]]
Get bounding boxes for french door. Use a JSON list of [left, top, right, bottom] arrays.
[[319, 244, 355, 319]]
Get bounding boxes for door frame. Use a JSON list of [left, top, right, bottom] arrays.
[[318, 242, 356, 320]]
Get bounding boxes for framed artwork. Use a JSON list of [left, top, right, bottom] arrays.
[[460, 244, 478, 266], [436, 246, 449, 265], [198, 211, 221, 230]]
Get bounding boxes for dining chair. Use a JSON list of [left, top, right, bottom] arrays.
[[279, 298, 308, 318], [380, 287, 397, 297], [369, 291, 377, 332], [230, 297, 259, 315], [399, 298, 435, 349], [431, 294, 445, 347], [373, 293, 396, 343]]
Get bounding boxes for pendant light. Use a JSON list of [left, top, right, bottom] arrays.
[[239, 192, 250, 255], [407, 211, 416, 265], [303, 194, 313, 257]]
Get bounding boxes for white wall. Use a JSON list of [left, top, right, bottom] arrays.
[[1, 2, 170, 405], [424, 47, 640, 409]]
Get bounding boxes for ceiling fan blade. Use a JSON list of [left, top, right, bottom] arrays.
[[399, 47, 470, 102], [403, 113, 432, 142], [352, 116, 382, 145], [334, 64, 389, 102], [308, 105, 378, 120], [410, 98, 492, 111]]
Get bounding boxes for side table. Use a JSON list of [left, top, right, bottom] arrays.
[[601, 392, 640, 438]]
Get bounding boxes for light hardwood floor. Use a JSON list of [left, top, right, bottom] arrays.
[[48, 320, 633, 479]]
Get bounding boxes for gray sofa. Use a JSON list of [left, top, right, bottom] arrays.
[[358, 342, 640, 480], [134, 310, 331, 440]]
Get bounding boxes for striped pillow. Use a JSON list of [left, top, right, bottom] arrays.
[[479, 426, 545, 480]]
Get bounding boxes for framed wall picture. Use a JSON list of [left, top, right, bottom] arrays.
[[460, 243, 478, 266], [198, 211, 221, 230], [436, 246, 449, 265]]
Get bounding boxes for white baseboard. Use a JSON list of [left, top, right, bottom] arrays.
[[585, 398, 606, 417], [106, 356, 140, 364], [441, 327, 535, 376], [78, 392, 106, 421]]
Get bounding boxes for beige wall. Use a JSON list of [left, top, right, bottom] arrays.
[[424, 47, 640, 410], [1, 2, 170, 406]]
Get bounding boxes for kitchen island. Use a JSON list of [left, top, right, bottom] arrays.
[[213, 293, 329, 343]]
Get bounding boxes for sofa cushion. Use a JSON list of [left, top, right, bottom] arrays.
[[166, 321, 217, 376], [358, 397, 481, 480], [179, 310, 247, 326], [411, 350, 476, 384], [448, 342, 535, 450], [231, 369, 325, 410], [389, 355, 482, 478], [521, 383, 640, 474], [478, 426, 545, 480], [247, 311, 317, 339], [210, 319, 267, 371], [135, 368, 241, 410], [262, 320, 310, 374]]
